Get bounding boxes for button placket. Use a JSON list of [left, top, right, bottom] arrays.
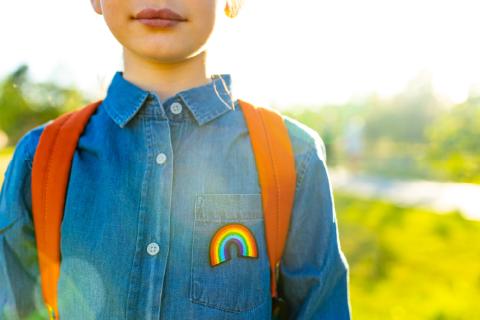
[[126, 114, 172, 319]]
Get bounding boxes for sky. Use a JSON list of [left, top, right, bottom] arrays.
[[1, 0, 480, 110]]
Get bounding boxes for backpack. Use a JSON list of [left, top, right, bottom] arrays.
[[30, 98, 297, 320]]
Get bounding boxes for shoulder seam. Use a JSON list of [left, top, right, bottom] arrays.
[[295, 144, 316, 190], [24, 131, 36, 170]]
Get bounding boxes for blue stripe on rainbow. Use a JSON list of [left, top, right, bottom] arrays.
[[209, 223, 258, 266]]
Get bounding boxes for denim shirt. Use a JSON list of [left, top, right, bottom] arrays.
[[0, 71, 351, 319]]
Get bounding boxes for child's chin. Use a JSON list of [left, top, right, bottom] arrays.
[[129, 43, 194, 63]]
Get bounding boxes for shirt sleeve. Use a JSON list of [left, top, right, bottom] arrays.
[[0, 132, 47, 319], [278, 134, 351, 319]]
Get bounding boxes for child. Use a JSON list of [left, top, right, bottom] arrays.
[[0, 0, 351, 319]]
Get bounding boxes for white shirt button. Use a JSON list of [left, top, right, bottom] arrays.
[[156, 153, 167, 164], [147, 242, 160, 256], [170, 102, 183, 114]]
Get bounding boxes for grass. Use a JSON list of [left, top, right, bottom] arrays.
[[0, 149, 13, 185], [335, 192, 480, 320]]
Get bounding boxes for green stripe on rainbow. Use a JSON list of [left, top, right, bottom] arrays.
[[209, 223, 258, 266]]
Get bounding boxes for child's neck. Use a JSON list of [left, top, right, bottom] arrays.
[[122, 47, 213, 102]]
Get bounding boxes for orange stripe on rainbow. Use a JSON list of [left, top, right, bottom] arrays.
[[209, 223, 258, 266]]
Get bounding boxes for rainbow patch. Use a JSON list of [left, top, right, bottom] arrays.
[[209, 223, 258, 267]]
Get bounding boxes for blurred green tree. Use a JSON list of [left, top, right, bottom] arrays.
[[426, 99, 480, 182], [0, 64, 87, 146]]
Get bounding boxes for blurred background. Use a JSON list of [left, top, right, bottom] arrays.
[[1, 0, 480, 319]]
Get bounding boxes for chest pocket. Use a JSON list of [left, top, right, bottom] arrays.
[[190, 193, 270, 313]]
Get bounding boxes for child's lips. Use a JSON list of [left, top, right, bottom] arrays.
[[134, 8, 187, 28]]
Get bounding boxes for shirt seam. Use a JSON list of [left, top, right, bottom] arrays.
[[295, 145, 316, 191], [24, 131, 35, 169]]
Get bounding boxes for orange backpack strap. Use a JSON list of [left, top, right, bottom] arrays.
[[31, 99, 103, 320], [238, 99, 297, 298]]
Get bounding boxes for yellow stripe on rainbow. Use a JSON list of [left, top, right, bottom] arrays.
[[209, 223, 258, 266]]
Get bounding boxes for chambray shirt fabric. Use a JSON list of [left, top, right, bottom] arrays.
[[0, 71, 351, 319]]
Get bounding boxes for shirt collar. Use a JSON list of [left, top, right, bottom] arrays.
[[102, 71, 236, 128]]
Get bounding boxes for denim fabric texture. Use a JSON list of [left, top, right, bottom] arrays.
[[0, 71, 351, 319]]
